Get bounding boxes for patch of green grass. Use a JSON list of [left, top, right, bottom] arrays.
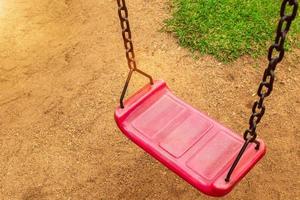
[[165, 0, 300, 62]]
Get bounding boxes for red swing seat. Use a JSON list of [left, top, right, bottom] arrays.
[[115, 80, 266, 197]]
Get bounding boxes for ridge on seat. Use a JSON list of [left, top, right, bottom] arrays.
[[115, 80, 266, 197]]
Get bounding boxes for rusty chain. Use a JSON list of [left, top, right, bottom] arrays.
[[117, 0, 153, 108], [117, 0, 136, 70]]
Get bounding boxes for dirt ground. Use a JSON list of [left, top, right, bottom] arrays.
[[0, 0, 299, 199]]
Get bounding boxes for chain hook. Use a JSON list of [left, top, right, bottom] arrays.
[[116, 0, 154, 109]]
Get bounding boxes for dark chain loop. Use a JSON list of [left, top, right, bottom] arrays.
[[281, 0, 299, 19], [116, 0, 154, 108], [244, 0, 298, 144]]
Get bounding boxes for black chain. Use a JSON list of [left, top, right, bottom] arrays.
[[117, 0, 153, 108], [244, 0, 298, 142], [226, 0, 298, 182]]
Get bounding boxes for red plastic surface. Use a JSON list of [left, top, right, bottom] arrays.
[[115, 80, 266, 197]]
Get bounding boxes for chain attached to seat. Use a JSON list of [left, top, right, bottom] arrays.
[[117, 0, 154, 109], [226, 0, 298, 182]]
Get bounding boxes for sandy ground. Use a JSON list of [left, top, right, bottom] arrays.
[[0, 0, 299, 199]]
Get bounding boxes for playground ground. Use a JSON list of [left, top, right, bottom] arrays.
[[0, 0, 299, 199]]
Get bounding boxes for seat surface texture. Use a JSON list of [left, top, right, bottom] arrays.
[[115, 80, 266, 197]]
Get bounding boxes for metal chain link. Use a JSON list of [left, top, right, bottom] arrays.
[[244, 0, 298, 142], [117, 0, 153, 108]]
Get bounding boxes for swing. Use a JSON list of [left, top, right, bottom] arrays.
[[114, 0, 298, 197]]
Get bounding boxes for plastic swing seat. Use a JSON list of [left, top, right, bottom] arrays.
[[114, 0, 299, 196], [115, 80, 266, 197]]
